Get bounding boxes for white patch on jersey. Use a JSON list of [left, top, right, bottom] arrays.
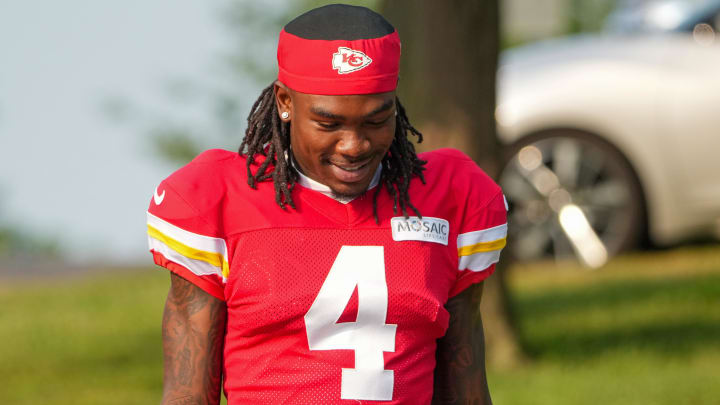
[[391, 216, 449, 246]]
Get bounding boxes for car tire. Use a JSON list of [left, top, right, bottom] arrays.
[[499, 128, 646, 267]]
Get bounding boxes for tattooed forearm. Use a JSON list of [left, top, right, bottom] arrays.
[[203, 295, 226, 404], [161, 273, 227, 405], [167, 395, 200, 405], [166, 274, 212, 316], [432, 283, 492, 405], [176, 347, 193, 386]]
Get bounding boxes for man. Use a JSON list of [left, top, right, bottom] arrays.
[[147, 4, 506, 405]]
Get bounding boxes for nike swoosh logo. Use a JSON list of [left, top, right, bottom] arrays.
[[154, 187, 166, 205]]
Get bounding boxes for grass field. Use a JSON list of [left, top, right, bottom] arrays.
[[494, 245, 720, 405], [1, 245, 718, 404]]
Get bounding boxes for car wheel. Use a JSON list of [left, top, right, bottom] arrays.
[[499, 129, 645, 267]]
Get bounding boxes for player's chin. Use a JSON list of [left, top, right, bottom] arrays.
[[327, 172, 377, 199], [328, 180, 371, 200]]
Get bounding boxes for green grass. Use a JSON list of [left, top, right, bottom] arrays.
[[0, 269, 168, 405], [1, 245, 719, 404], [492, 245, 720, 405]]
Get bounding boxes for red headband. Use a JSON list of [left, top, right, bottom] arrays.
[[277, 29, 401, 95]]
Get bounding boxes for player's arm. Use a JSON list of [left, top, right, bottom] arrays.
[[161, 272, 227, 405], [432, 282, 492, 405]]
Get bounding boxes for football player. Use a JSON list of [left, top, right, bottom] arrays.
[[148, 4, 507, 405]]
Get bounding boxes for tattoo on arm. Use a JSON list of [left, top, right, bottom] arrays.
[[161, 273, 227, 405], [432, 283, 492, 405], [167, 395, 200, 405]]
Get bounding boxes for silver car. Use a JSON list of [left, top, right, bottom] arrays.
[[497, 0, 720, 266]]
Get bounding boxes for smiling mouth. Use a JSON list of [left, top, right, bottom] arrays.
[[328, 157, 375, 183], [329, 155, 374, 170], [333, 161, 370, 171]]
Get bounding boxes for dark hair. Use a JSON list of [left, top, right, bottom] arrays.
[[238, 83, 426, 222]]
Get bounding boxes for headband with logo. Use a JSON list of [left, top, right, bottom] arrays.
[[277, 5, 401, 95]]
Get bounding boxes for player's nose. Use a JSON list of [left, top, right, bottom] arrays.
[[335, 129, 371, 159]]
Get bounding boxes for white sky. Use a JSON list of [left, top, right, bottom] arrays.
[[0, 0, 252, 264]]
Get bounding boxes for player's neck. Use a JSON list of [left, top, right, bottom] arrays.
[[288, 151, 381, 204]]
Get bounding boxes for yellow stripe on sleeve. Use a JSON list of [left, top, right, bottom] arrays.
[[147, 225, 230, 279], [457, 237, 507, 257]]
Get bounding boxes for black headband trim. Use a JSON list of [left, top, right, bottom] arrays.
[[284, 4, 394, 41]]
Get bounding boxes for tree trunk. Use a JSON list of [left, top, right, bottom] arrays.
[[380, 0, 525, 368]]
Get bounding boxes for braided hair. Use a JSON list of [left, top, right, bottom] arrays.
[[238, 83, 426, 222]]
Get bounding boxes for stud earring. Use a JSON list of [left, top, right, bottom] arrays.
[[281, 111, 290, 120]]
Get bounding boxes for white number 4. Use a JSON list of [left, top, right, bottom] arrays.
[[304, 246, 397, 401]]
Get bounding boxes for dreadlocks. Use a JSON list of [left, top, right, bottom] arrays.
[[238, 83, 426, 223]]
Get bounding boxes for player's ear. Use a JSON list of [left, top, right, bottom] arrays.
[[274, 81, 292, 121]]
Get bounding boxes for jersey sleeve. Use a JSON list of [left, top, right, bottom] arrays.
[[447, 153, 508, 298], [146, 157, 229, 301]]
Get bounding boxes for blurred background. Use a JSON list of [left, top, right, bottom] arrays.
[[0, 0, 718, 404]]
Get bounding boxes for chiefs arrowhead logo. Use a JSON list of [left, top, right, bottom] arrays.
[[331, 47, 372, 74]]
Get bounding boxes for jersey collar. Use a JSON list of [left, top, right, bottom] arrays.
[[290, 154, 382, 204]]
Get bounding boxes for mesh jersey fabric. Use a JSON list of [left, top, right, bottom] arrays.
[[147, 148, 507, 404]]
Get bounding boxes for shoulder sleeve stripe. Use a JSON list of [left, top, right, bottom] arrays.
[[147, 212, 227, 255], [458, 238, 506, 257], [456, 223, 507, 272], [457, 223, 507, 249], [458, 250, 502, 272], [149, 237, 226, 279], [146, 212, 229, 279], [147, 224, 230, 277]]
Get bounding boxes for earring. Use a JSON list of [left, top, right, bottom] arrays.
[[281, 111, 290, 120]]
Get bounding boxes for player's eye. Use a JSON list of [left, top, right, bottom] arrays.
[[316, 121, 340, 130], [366, 114, 393, 127]]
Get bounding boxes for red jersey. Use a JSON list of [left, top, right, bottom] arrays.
[[147, 148, 507, 404]]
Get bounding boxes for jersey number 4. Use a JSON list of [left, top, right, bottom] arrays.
[[304, 246, 397, 401]]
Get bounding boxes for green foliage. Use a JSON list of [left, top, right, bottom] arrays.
[[0, 225, 59, 260], [142, 0, 382, 166], [501, 0, 620, 49], [150, 126, 205, 166], [1, 246, 719, 404], [0, 184, 58, 259], [566, 0, 619, 34]]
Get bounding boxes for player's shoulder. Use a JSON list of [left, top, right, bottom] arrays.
[[192, 148, 237, 163], [162, 149, 248, 191], [418, 148, 501, 200], [420, 148, 487, 176], [149, 149, 251, 233], [171, 148, 238, 178], [420, 147, 474, 164]]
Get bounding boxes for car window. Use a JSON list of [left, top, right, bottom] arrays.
[[677, 3, 720, 31], [607, 0, 720, 34]]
